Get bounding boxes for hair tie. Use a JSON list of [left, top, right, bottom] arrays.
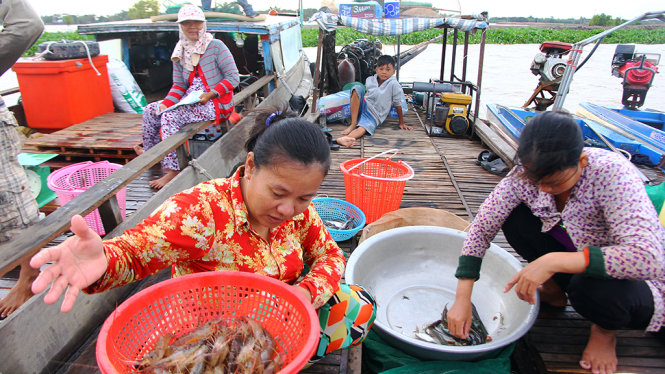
[[265, 111, 282, 127]]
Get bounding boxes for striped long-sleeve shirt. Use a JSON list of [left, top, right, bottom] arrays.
[[163, 39, 240, 118]]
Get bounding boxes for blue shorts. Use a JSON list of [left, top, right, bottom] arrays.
[[351, 85, 379, 136]]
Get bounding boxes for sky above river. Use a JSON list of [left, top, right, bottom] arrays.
[[25, 0, 664, 20]]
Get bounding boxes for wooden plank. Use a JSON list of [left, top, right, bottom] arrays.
[[473, 119, 516, 166]]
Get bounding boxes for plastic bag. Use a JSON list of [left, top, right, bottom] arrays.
[[107, 58, 147, 114]]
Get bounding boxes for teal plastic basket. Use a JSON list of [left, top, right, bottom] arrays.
[[313, 198, 366, 242]]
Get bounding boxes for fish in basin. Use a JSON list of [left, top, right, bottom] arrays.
[[415, 303, 491, 346]]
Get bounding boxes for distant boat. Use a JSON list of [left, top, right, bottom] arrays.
[[486, 104, 665, 168]]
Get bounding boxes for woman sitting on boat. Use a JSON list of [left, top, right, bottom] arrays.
[[447, 111, 664, 374], [135, 4, 239, 189], [30, 107, 376, 363]]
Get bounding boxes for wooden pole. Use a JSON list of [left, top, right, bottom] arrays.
[[311, 28, 325, 113]]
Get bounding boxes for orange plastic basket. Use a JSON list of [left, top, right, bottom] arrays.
[[340, 149, 414, 224], [96, 271, 319, 374]]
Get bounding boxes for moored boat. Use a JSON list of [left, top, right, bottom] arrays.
[[487, 103, 665, 168], [578, 102, 665, 150]]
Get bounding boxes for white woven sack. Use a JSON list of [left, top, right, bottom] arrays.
[[107, 58, 147, 114]]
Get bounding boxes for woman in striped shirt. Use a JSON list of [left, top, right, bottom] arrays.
[[135, 5, 239, 189]]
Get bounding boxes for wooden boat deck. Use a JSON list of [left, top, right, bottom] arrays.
[[10, 107, 665, 373], [22, 113, 143, 165]]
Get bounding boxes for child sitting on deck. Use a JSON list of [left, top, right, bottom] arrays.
[[336, 55, 412, 148]]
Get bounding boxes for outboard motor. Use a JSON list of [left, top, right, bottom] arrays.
[[611, 44, 660, 109], [337, 39, 383, 84], [524, 41, 573, 110]]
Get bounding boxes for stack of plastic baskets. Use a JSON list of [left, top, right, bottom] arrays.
[[47, 161, 126, 236]]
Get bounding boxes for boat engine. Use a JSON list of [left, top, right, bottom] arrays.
[[337, 39, 383, 84], [524, 41, 573, 110], [530, 41, 571, 86], [611, 44, 660, 109], [436, 93, 473, 136]]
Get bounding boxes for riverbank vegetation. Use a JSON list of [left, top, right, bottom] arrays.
[[302, 27, 665, 46], [23, 26, 664, 57]]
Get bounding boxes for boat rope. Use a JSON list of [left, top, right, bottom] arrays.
[[188, 158, 214, 180], [35, 40, 102, 76], [276, 72, 295, 96]]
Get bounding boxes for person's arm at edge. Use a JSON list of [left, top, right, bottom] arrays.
[[0, 0, 44, 75], [297, 205, 346, 309]]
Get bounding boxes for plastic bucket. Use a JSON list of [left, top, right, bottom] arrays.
[[47, 161, 126, 236], [340, 149, 414, 224]]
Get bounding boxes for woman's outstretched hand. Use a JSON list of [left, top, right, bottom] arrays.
[[30, 215, 108, 313]]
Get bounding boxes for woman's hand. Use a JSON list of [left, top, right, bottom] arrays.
[[505, 251, 587, 305], [157, 103, 167, 115], [30, 215, 108, 313], [199, 91, 217, 104], [293, 285, 312, 304], [447, 279, 475, 339], [504, 255, 556, 304]]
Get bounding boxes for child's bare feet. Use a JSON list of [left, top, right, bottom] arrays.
[[133, 144, 144, 156], [336, 136, 356, 148], [579, 324, 617, 374], [341, 124, 356, 135], [149, 169, 179, 189]]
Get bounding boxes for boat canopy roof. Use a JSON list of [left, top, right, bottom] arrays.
[[78, 15, 300, 38], [308, 10, 488, 36]]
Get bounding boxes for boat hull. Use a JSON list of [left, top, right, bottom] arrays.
[[578, 102, 665, 151], [486, 104, 665, 167]]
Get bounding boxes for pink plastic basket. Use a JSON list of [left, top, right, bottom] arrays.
[[47, 161, 126, 236]]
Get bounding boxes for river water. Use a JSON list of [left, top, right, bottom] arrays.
[[304, 43, 665, 119], [2, 42, 663, 120]]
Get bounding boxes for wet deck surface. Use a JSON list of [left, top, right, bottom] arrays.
[[9, 108, 665, 373]]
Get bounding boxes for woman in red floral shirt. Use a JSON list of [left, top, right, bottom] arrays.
[[30, 108, 376, 362]]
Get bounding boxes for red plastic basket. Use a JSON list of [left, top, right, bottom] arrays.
[[46, 161, 125, 236], [340, 149, 414, 224], [96, 271, 319, 374]]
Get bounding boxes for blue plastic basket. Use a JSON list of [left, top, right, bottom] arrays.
[[312, 198, 366, 242]]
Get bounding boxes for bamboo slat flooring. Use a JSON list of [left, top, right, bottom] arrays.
[[22, 113, 143, 164]]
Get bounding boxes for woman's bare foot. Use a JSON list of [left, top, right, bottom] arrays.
[[336, 136, 356, 148], [0, 265, 38, 318], [133, 144, 144, 156], [539, 278, 568, 307], [149, 169, 179, 189], [579, 324, 617, 374], [341, 124, 356, 135]]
